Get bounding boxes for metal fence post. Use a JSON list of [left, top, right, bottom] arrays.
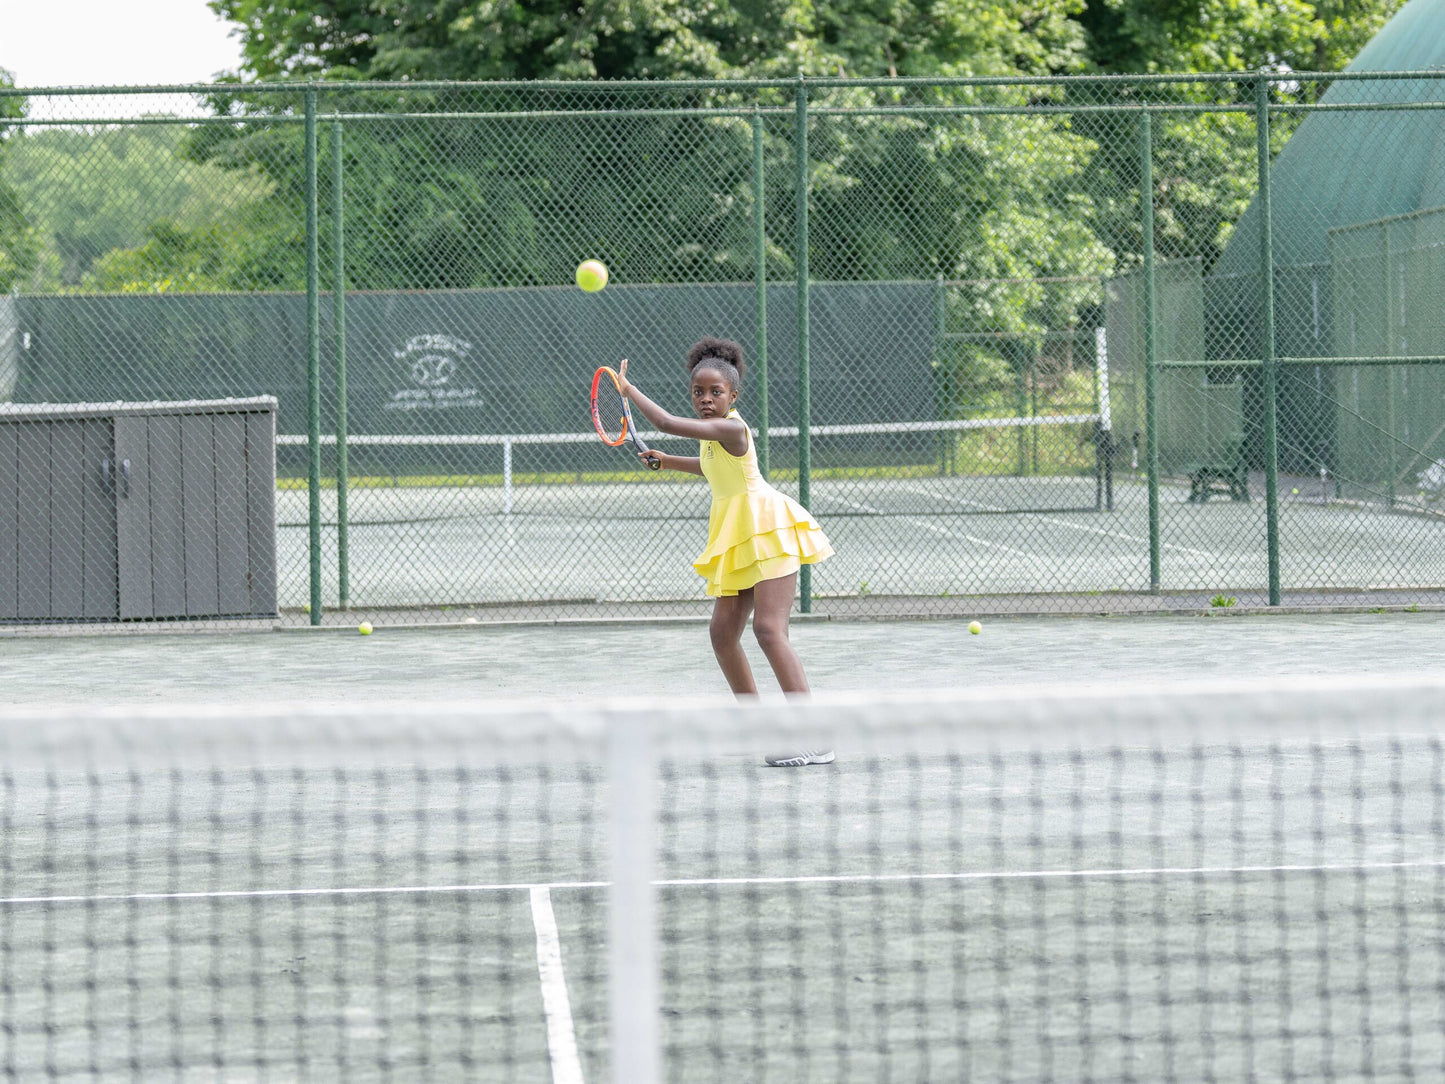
[[794, 76, 812, 612], [332, 116, 350, 610], [753, 108, 770, 479], [305, 84, 322, 626], [1383, 221, 1398, 507], [1140, 108, 1161, 595], [1256, 76, 1282, 606]]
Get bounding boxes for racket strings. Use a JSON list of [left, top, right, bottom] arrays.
[[593, 375, 628, 444]]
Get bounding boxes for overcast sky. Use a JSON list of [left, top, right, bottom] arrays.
[[0, 0, 244, 88]]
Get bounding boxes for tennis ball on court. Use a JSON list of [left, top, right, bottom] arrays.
[[576, 259, 609, 292], [968, 620, 982, 635], [358, 621, 373, 636]]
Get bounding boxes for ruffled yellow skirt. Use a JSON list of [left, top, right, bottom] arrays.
[[693, 490, 833, 597]]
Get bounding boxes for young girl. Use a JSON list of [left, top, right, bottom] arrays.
[[619, 338, 835, 766]]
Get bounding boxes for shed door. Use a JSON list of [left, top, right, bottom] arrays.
[[9, 418, 118, 621], [115, 415, 156, 619], [116, 412, 265, 620]]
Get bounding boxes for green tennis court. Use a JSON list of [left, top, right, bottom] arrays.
[[273, 475, 1445, 612], [5, 611, 1441, 704]]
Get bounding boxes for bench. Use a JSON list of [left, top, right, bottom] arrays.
[[1183, 435, 1249, 503]]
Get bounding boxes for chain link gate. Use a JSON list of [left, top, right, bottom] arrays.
[[1, 75, 1442, 626]]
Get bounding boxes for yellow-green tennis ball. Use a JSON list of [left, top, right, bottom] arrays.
[[968, 620, 982, 635], [1291, 487, 1299, 495], [358, 621, 373, 636], [576, 259, 609, 292]]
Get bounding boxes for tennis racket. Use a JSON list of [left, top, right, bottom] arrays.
[[590, 365, 661, 470]]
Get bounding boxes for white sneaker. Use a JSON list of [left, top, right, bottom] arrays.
[[763, 749, 835, 767]]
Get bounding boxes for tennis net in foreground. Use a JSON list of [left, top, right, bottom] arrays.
[[2, 678, 1442, 1081]]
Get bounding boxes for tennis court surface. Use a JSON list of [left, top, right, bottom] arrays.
[[4, 615, 1445, 1081]]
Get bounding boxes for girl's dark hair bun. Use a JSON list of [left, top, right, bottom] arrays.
[[686, 337, 746, 382]]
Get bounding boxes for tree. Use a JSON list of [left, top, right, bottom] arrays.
[[1076, 0, 1404, 77], [2, 124, 273, 290], [209, 0, 1088, 81], [0, 69, 38, 293], [208, 0, 1405, 84], [74, 0, 1407, 382]]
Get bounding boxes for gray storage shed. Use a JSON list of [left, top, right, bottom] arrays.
[[0, 397, 277, 622]]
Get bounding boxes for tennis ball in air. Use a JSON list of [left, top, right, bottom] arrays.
[[358, 621, 373, 636], [968, 620, 982, 635], [576, 259, 609, 292]]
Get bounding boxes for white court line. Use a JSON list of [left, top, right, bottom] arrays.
[[826, 495, 1038, 559], [0, 881, 609, 905], [5, 859, 1444, 907], [900, 484, 1219, 558], [530, 886, 586, 1084]]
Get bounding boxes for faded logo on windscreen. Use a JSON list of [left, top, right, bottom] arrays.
[[386, 334, 484, 411]]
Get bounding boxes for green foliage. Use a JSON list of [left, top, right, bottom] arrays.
[[183, 0, 1106, 299], [209, 0, 1088, 81], [1076, 0, 1404, 75], [1209, 593, 1238, 607], [2, 124, 273, 290], [85, 211, 301, 293], [0, 69, 39, 293], [208, 0, 1406, 84], [1066, 0, 1405, 275], [7, 0, 1409, 364]]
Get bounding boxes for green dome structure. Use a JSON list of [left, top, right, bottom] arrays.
[[1167, 0, 1445, 492], [1217, 0, 1445, 275]]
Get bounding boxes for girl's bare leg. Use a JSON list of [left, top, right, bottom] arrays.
[[751, 573, 809, 694], [710, 592, 757, 696]]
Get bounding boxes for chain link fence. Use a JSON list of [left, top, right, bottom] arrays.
[[1, 75, 1442, 626]]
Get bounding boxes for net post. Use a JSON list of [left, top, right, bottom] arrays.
[[753, 108, 770, 479], [794, 75, 812, 612], [1140, 108, 1161, 594], [305, 83, 322, 626], [1014, 340, 1028, 476], [331, 115, 350, 610], [1029, 343, 1039, 474], [1256, 75, 1281, 605], [503, 437, 513, 516], [1095, 326, 1113, 512], [934, 274, 951, 475], [608, 714, 659, 1084]]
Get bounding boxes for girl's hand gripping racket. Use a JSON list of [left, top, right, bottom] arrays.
[[591, 364, 661, 470]]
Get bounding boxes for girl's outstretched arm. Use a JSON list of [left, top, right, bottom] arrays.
[[618, 359, 747, 453], [642, 452, 704, 476]]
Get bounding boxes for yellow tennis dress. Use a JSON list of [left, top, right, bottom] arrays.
[[693, 410, 833, 597]]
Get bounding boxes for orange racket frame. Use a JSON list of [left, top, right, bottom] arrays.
[[590, 365, 660, 470]]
